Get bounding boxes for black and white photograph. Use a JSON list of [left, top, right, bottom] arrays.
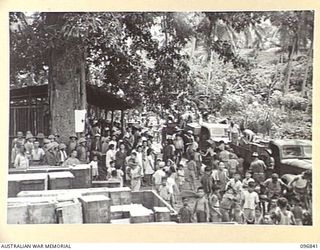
[[7, 11, 313, 226]]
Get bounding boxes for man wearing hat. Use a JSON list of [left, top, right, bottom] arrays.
[[67, 134, 78, 155], [11, 131, 25, 149], [162, 139, 175, 164], [77, 137, 88, 164], [36, 133, 45, 147], [91, 133, 102, 160], [48, 134, 55, 143], [43, 138, 51, 151], [249, 152, 267, 184], [43, 143, 58, 166], [54, 133, 62, 144], [24, 134, 34, 158], [57, 143, 68, 165]]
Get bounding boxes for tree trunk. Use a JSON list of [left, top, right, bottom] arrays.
[[283, 40, 296, 95], [301, 41, 313, 97], [49, 44, 87, 143]]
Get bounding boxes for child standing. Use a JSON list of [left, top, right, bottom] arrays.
[[194, 148, 202, 179], [185, 157, 197, 191], [89, 155, 99, 180], [178, 197, 193, 223], [115, 165, 124, 187], [152, 162, 166, 193], [291, 199, 303, 225], [176, 164, 185, 192], [241, 181, 259, 224], [193, 187, 210, 223], [220, 187, 236, 222], [208, 188, 222, 223], [232, 203, 245, 224], [159, 178, 170, 202]]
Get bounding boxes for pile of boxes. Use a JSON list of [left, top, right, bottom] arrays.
[[7, 165, 177, 224]]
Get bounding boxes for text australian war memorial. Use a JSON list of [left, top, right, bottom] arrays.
[[7, 11, 313, 225]]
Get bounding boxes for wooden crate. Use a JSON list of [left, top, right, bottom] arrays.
[[92, 180, 121, 188], [79, 195, 111, 223], [108, 187, 131, 206], [153, 206, 171, 222], [8, 173, 48, 197], [70, 165, 92, 188], [48, 172, 74, 190], [56, 198, 83, 224], [129, 204, 154, 224], [27, 202, 57, 224], [7, 203, 28, 224]]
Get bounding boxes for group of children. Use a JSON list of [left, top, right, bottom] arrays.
[[177, 167, 311, 225]]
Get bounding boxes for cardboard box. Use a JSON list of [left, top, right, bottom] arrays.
[[79, 195, 111, 223], [48, 172, 74, 190]]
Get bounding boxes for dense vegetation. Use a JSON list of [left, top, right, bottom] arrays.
[[10, 11, 313, 139]]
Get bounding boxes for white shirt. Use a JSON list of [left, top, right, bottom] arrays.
[[153, 169, 166, 185], [242, 190, 259, 209], [14, 153, 29, 168], [106, 149, 116, 168], [166, 177, 176, 194], [31, 148, 45, 161]]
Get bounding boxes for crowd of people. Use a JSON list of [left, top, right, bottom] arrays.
[[10, 115, 312, 225]]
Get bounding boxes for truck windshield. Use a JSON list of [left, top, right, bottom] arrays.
[[282, 145, 312, 159], [303, 146, 312, 158]]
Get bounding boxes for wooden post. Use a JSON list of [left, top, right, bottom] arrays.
[[111, 110, 114, 132], [120, 110, 125, 136]]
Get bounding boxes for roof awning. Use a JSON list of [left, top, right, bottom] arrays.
[[10, 84, 134, 111]]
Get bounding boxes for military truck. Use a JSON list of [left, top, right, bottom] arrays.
[[231, 139, 312, 176]]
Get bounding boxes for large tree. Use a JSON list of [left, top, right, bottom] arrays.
[[9, 12, 194, 140]]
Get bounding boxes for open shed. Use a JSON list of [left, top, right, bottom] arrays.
[[9, 84, 134, 139]]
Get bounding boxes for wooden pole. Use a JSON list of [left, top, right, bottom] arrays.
[[111, 110, 114, 132], [120, 110, 125, 136]]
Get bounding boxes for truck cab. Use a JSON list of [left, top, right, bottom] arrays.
[[269, 139, 312, 175]]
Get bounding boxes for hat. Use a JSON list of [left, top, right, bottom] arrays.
[[252, 152, 258, 157], [52, 141, 59, 148], [36, 133, 45, 139], [26, 134, 34, 140], [187, 130, 193, 134], [78, 138, 87, 144], [69, 134, 77, 139], [46, 143, 55, 151], [43, 139, 51, 144], [159, 162, 165, 168], [94, 133, 101, 137], [48, 134, 55, 139], [58, 143, 67, 150]]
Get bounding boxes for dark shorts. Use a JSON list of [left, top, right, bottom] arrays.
[[196, 211, 207, 223]]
